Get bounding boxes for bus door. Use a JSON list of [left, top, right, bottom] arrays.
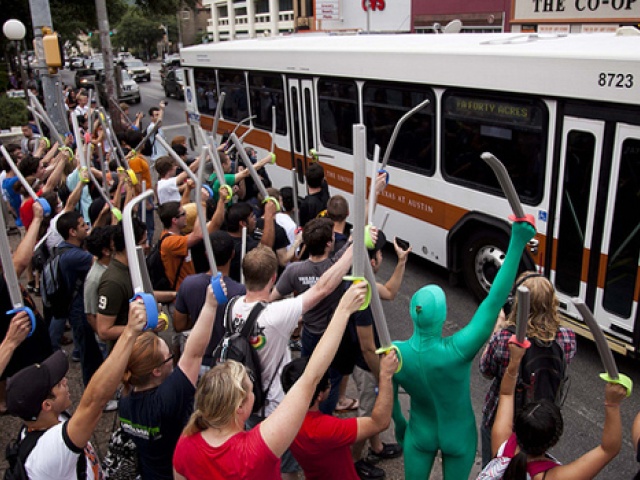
[[552, 117, 640, 347], [550, 117, 606, 319], [592, 123, 640, 344], [287, 78, 317, 191]]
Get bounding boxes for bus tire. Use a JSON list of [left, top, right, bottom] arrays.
[[462, 231, 509, 301]]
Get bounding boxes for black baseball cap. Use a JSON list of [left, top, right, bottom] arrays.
[[6, 351, 69, 421]]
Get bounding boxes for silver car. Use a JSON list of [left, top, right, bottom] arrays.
[[124, 58, 151, 82]]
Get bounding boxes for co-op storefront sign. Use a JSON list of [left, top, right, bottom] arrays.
[[513, 0, 640, 21]]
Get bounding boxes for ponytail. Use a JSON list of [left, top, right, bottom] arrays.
[[503, 450, 528, 480], [183, 409, 210, 436]]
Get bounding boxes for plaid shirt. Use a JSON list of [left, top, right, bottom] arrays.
[[479, 327, 576, 429]]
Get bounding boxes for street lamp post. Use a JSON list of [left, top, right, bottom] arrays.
[[3, 19, 29, 99]]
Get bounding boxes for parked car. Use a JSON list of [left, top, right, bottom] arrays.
[[164, 68, 184, 99], [160, 54, 181, 86], [75, 68, 140, 104], [75, 67, 100, 89], [114, 70, 141, 104], [122, 58, 151, 82]]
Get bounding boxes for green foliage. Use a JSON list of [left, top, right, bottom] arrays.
[[135, 0, 197, 15], [112, 8, 166, 59], [0, 96, 28, 130]]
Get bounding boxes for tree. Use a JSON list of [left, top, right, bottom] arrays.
[[112, 8, 165, 60]]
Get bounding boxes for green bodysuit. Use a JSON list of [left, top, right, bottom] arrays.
[[392, 221, 536, 479]]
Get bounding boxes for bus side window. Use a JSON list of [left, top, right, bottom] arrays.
[[442, 91, 548, 206], [317, 78, 358, 154], [219, 69, 249, 122], [194, 68, 219, 116], [363, 81, 435, 175], [248, 72, 286, 136]]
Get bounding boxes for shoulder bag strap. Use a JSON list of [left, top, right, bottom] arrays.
[[224, 296, 241, 335], [240, 301, 266, 337]]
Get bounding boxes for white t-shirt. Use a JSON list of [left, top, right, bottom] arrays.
[[230, 295, 303, 416], [46, 211, 65, 254], [275, 212, 297, 251], [157, 177, 180, 205], [25, 421, 101, 479]]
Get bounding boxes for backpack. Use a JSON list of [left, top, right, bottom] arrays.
[[5, 424, 86, 480], [211, 296, 277, 416], [146, 234, 184, 291], [506, 326, 569, 417], [41, 246, 80, 318], [477, 434, 559, 480]]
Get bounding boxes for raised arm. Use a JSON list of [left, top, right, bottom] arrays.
[[13, 201, 44, 277], [260, 281, 368, 457], [491, 342, 525, 457], [355, 350, 398, 441], [377, 238, 410, 301], [178, 283, 223, 385], [548, 382, 627, 480], [67, 300, 146, 449], [454, 221, 536, 359], [0, 312, 31, 378]]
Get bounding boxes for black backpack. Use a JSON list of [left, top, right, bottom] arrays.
[[146, 234, 184, 291], [5, 424, 85, 480], [211, 296, 276, 416], [41, 246, 80, 318], [507, 327, 569, 417]]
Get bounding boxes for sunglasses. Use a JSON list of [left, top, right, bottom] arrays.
[[175, 211, 186, 218]]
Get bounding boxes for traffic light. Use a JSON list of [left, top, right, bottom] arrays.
[[42, 28, 63, 68]]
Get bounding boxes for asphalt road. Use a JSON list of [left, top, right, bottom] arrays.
[[8, 62, 638, 479]]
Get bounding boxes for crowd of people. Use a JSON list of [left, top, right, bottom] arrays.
[[0, 91, 635, 480]]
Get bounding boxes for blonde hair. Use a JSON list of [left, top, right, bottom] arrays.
[[183, 361, 249, 436], [507, 273, 560, 342], [122, 332, 165, 392]]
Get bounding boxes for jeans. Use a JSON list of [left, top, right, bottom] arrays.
[[481, 421, 493, 468], [49, 311, 103, 386], [301, 326, 343, 415]]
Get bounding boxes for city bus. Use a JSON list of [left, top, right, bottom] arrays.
[[179, 29, 640, 356]]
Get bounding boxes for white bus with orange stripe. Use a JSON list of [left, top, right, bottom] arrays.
[[180, 29, 640, 356]]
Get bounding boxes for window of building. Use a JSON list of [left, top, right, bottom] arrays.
[[442, 91, 548, 204], [363, 81, 435, 175], [317, 78, 358, 153]]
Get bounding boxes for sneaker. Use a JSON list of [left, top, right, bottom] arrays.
[[355, 459, 385, 479], [103, 400, 118, 412], [289, 338, 302, 351], [71, 352, 81, 363], [367, 443, 403, 463]]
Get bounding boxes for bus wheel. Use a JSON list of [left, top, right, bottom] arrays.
[[462, 231, 508, 301]]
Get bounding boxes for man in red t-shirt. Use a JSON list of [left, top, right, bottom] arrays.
[[280, 350, 398, 480]]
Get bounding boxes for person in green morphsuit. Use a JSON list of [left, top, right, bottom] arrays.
[[391, 220, 536, 480]]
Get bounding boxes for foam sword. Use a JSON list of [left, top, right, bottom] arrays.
[[0, 146, 51, 217], [123, 190, 160, 330], [194, 145, 227, 303], [0, 200, 36, 336], [229, 133, 279, 210], [572, 298, 632, 395]]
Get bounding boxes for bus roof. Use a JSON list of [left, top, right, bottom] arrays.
[[181, 32, 640, 105]]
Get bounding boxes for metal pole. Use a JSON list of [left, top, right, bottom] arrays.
[[95, 0, 121, 132], [28, 0, 69, 135]]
